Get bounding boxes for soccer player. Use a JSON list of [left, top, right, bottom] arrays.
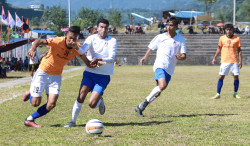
[[135, 17, 187, 117], [64, 18, 117, 127], [211, 24, 242, 99], [22, 26, 96, 128]]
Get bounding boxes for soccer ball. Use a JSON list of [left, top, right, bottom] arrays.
[[85, 119, 104, 134]]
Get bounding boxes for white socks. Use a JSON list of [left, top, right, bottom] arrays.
[[71, 100, 83, 123], [146, 86, 161, 103], [95, 98, 103, 108], [27, 115, 33, 121]]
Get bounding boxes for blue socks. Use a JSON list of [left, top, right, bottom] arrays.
[[31, 104, 50, 120], [217, 79, 239, 94], [234, 80, 239, 93], [29, 95, 33, 103], [217, 79, 223, 94]]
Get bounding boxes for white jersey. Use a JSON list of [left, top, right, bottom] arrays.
[[78, 34, 117, 75], [148, 33, 186, 75]]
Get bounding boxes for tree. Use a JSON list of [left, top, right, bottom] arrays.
[[236, 0, 250, 22], [196, 0, 217, 14], [73, 7, 104, 29], [41, 5, 67, 35], [216, 10, 225, 23], [40, 4, 44, 11], [29, 17, 40, 27], [107, 9, 122, 27], [1, 29, 14, 43]]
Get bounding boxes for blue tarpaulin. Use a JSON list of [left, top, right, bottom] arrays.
[[32, 30, 55, 34], [169, 11, 205, 19], [131, 13, 153, 24]]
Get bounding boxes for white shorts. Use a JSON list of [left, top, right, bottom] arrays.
[[219, 63, 240, 76], [30, 68, 62, 97]]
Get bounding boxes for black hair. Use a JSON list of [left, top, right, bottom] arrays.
[[69, 26, 80, 35], [224, 24, 234, 30], [97, 18, 109, 27], [167, 17, 178, 26]]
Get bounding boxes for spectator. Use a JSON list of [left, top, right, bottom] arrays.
[[1, 58, 7, 77], [187, 26, 194, 34], [128, 25, 134, 34], [180, 20, 184, 25], [158, 22, 165, 34], [17, 58, 24, 71], [176, 26, 183, 34], [124, 25, 129, 34], [23, 56, 29, 70], [244, 26, 249, 34], [2, 58, 8, 77], [218, 27, 224, 34], [112, 27, 118, 34]]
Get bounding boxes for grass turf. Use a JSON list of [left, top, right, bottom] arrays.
[[0, 65, 249, 145]]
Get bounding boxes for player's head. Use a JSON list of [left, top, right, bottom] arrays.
[[167, 17, 178, 33], [224, 24, 234, 31], [224, 24, 234, 38], [66, 26, 80, 47], [167, 17, 178, 26], [97, 18, 109, 39]]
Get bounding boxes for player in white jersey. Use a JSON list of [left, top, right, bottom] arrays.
[[135, 17, 187, 117], [64, 18, 117, 127]]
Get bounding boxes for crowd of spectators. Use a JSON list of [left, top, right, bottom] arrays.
[[0, 56, 30, 78], [124, 23, 145, 35]]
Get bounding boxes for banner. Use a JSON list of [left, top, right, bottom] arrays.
[[1, 6, 8, 25], [8, 11, 15, 29], [15, 13, 24, 27]]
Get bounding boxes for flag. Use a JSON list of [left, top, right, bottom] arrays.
[[8, 11, 15, 29], [15, 13, 23, 27], [1, 6, 8, 25], [22, 18, 29, 33]]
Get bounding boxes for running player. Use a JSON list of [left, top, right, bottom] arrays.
[[22, 26, 96, 128], [64, 18, 117, 127], [135, 17, 187, 117], [211, 24, 242, 99]]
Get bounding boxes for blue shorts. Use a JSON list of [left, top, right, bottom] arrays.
[[153, 68, 171, 85], [81, 71, 110, 95]]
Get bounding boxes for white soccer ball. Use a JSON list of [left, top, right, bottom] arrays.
[[85, 119, 104, 134]]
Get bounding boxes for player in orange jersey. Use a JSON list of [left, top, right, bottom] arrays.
[[211, 24, 242, 99], [22, 26, 98, 128]]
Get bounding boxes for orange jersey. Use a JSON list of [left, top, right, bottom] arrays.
[[219, 35, 241, 63], [39, 37, 81, 75]]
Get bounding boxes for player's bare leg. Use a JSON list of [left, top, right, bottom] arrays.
[[89, 91, 105, 115]]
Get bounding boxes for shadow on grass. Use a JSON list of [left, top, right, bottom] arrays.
[[50, 120, 173, 127], [0, 76, 23, 79], [168, 113, 238, 117], [80, 120, 173, 127]]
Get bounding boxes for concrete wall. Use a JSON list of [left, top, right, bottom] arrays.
[[70, 33, 250, 66]]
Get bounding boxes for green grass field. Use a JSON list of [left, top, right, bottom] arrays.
[[0, 65, 250, 145]]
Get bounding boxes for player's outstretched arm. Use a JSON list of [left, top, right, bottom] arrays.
[[80, 55, 96, 68], [212, 46, 221, 64], [140, 48, 152, 65], [90, 57, 106, 67], [28, 39, 47, 60]]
